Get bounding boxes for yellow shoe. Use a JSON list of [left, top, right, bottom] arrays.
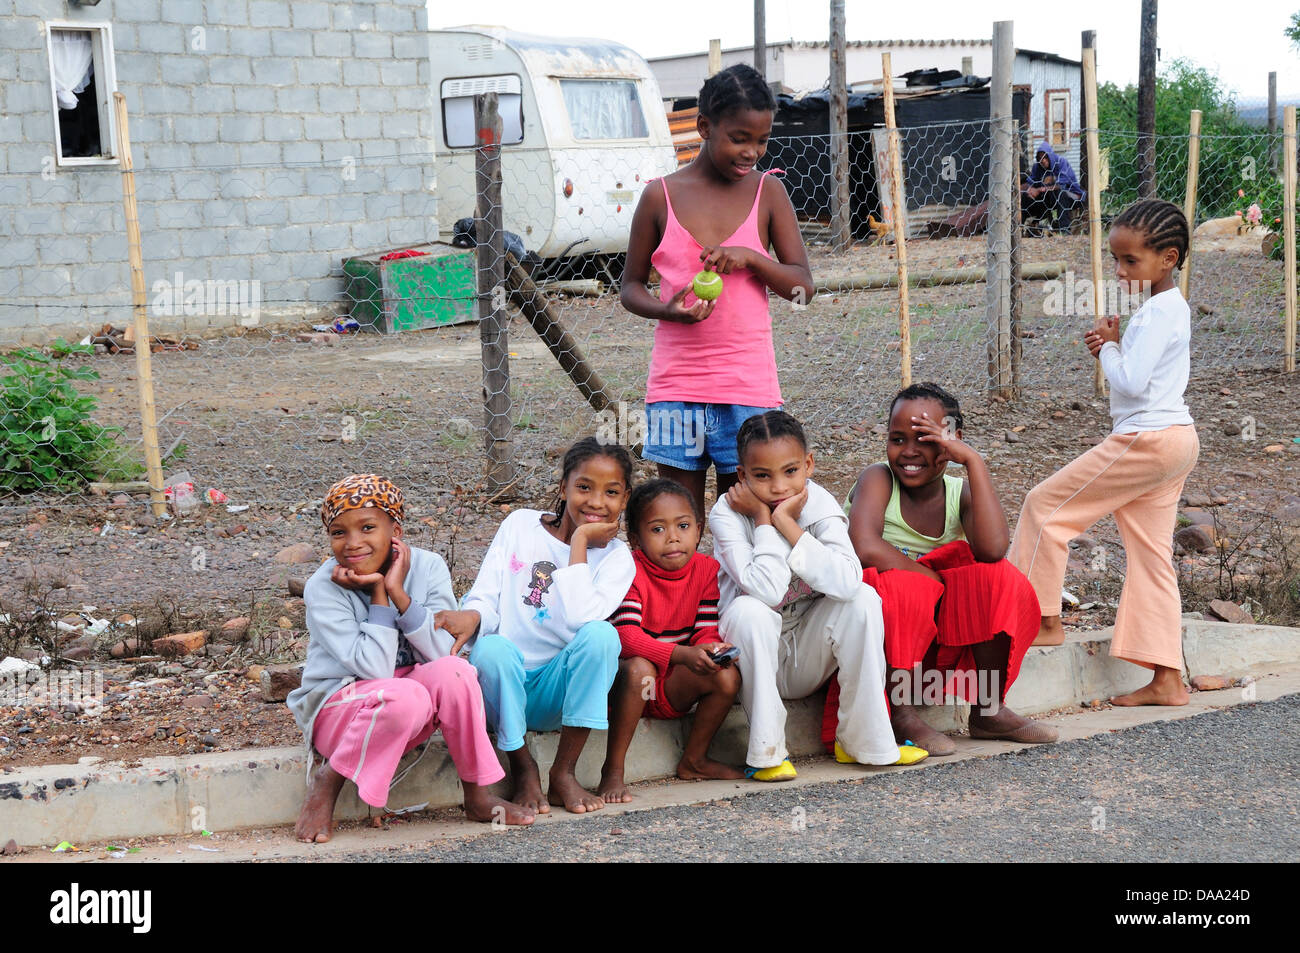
[[893, 742, 929, 766], [835, 740, 929, 766], [745, 759, 797, 782]]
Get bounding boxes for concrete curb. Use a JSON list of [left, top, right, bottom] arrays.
[[2, 619, 1296, 848]]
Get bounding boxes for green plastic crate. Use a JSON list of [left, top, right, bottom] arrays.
[[342, 242, 477, 333]]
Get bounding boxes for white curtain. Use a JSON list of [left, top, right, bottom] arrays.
[[560, 80, 648, 140], [50, 31, 94, 110]]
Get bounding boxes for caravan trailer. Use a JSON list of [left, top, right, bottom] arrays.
[[430, 26, 678, 279]]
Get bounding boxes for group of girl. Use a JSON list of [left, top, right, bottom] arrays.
[[287, 63, 1199, 839]]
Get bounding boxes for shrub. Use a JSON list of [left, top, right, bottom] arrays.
[[0, 339, 140, 492]]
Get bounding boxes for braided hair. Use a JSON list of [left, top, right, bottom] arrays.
[[889, 382, 964, 431], [698, 63, 776, 122], [626, 478, 700, 537], [1112, 199, 1190, 269], [736, 410, 807, 465], [546, 437, 635, 528]]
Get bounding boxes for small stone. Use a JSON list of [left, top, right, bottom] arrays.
[[1004, 430, 1021, 443], [287, 577, 307, 597], [111, 494, 131, 507], [1051, 410, 1067, 419], [1206, 599, 1254, 625], [1173, 526, 1214, 553], [1182, 490, 1214, 508], [1223, 423, 1242, 436], [295, 332, 337, 345], [610, 827, 625, 836], [1, 839, 17, 856], [219, 617, 250, 642], [1069, 533, 1099, 550], [260, 665, 303, 702], [1180, 508, 1216, 528], [109, 638, 141, 658], [153, 631, 208, 657], [181, 694, 214, 709], [245, 665, 265, 683], [447, 417, 473, 439], [1198, 304, 1214, 316], [200, 734, 219, 747], [1264, 444, 1285, 453], [1190, 674, 1231, 691], [217, 523, 247, 538], [274, 543, 316, 564]]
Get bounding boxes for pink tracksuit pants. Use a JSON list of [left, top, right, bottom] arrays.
[[311, 655, 505, 807]]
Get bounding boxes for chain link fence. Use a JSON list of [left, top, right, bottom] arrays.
[[1, 117, 1295, 510]]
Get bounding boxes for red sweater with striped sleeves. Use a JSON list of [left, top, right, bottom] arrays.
[[609, 549, 722, 673]]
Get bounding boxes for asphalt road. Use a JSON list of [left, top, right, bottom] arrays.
[[328, 694, 1300, 863]]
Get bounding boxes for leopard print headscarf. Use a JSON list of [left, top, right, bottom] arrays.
[[320, 474, 404, 528]]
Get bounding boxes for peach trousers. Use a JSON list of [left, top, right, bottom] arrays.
[[1008, 425, 1199, 671]]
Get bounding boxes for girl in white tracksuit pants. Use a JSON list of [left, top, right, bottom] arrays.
[[710, 478, 902, 768]]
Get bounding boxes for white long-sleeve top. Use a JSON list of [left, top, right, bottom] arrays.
[[708, 478, 863, 612], [461, 509, 636, 669], [1099, 287, 1194, 434]]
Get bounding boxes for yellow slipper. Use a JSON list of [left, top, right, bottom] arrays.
[[835, 740, 929, 766], [745, 759, 797, 782]]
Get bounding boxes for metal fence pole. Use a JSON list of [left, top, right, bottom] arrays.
[[474, 92, 515, 496], [986, 20, 1014, 397]]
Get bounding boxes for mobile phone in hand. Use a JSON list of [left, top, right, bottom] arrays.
[[710, 645, 740, 666]]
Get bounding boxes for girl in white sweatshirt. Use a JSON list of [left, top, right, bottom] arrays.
[[1010, 198, 1198, 707], [710, 411, 929, 779]]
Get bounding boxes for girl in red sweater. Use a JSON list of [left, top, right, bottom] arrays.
[[599, 479, 744, 802]]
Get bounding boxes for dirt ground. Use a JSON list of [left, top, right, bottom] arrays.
[[2, 234, 1297, 768]]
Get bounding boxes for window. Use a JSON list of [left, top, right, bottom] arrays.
[[441, 75, 524, 148], [46, 22, 118, 165], [1046, 90, 1070, 151], [559, 79, 648, 140]]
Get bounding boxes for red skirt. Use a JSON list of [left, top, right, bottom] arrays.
[[821, 541, 1040, 751]]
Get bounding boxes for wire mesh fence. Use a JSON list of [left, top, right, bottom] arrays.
[[0, 116, 1295, 511]]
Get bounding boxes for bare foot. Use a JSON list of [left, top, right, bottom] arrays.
[[891, 705, 957, 755], [547, 767, 604, 814], [1033, 615, 1065, 646], [295, 763, 346, 843], [598, 767, 634, 803], [677, 755, 746, 781], [1107, 681, 1190, 702], [463, 782, 535, 826], [969, 704, 1059, 743], [507, 749, 551, 815]]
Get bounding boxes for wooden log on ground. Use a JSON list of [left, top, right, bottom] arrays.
[[816, 260, 1067, 294]]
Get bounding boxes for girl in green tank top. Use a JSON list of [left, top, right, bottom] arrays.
[[843, 383, 1058, 754]]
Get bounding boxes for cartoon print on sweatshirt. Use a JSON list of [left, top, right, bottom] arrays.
[[522, 560, 557, 620]]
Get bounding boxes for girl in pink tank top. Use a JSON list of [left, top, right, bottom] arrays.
[[622, 64, 814, 518]]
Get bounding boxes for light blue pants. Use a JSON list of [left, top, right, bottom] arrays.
[[469, 622, 620, 752]]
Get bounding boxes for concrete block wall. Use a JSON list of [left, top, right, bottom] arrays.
[[0, 0, 436, 345]]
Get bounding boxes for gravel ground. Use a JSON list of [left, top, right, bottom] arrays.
[[326, 693, 1300, 863]]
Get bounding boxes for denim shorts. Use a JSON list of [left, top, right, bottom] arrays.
[[641, 401, 779, 473]]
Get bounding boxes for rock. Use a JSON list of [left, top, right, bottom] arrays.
[[1, 839, 17, 856], [181, 694, 214, 709], [206, 644, 234, 659], [153, 631, 208, 657], [1190, 674, 1231, 692], [245, 665, 265, 684], [1264, 444, 1285, 453], [277, 616, 293, 630], [447, 417, 473, 439], [287, 577, 307, 597], [1069, 534, 1099, 550], [274, 543, 316, 564], [1180, 508, 1216, 528], [1004, 430, 1021, 443], [109, 638, 141, 658], [1050, 410, 1066, 419], [111, 494, 131, 507], [260, 665, 303, 702], [1197, 304, 1213, 315], [295, 332, 337, 345], [200, 734, 220, 747], [216, 523, 247, 538], [1182, 490, 1214, 508], [1223, 422, 1242, 436], [219, 617, 250, 642], [1206, 599, 1254, 625], [1173, 526, 1214, 553]]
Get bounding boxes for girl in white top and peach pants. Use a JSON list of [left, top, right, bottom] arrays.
[[1010, 199, 1199, 707]]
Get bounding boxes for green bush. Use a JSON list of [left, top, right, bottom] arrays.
[[0, 339, 140, 492]]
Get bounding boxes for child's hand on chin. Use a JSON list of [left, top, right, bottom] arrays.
[[331, 566, 385, 592], [726, 481, 768, 522], [773, 487, 808, 523]]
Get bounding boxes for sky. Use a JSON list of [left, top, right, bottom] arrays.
[[427, 0, 1300, 102]]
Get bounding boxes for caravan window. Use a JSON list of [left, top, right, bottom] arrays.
[[559, 80, 648, 140], [441, 75, 524, 148]]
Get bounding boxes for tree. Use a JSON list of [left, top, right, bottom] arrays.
[[1286, 10, 1299, 48]]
